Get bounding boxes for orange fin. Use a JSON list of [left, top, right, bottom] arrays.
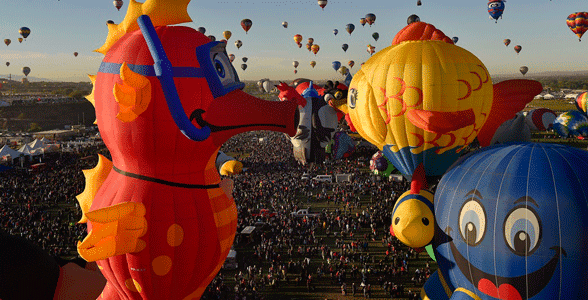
[[477, 79, 542, 147], [76, 154, 113, 223]]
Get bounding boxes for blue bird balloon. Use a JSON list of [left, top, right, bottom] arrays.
[[423, 143, 588, 300], [488, 0, 505, 23]]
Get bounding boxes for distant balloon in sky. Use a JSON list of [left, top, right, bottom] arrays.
[[207, 35, 216, 41], [294, 70, 298, 74], [417, 0, 422, 5], [307, 38, 314, 45], [3, 39, 10, 46], [19, 27, 30, 40], [372, 32, 379, 42], [367, 44, 376, 55], [333, 29, 338, 36], [5, 62, 9, 67], [514, 45, 522, 54], [241, 64, 247, 71], [332, 61, 341, 72], [242, 57, 248, 63], [22, 67, 30, 77], [365, 13, 376, 26], [294, 34, 302, 46], [235, 40, 242, 49], [113, 0, 123, 11], [282, 21, 288, 28], [197, 27, 206, 34], [342, 44, 349, 52], [223, 31, 232, 41], [18, 38, 22, 43], [74, 52, 79, 57], [452, 36, 458, 44], [407, 14, 420, 25], [520, 66, 528, 76], [310, 61, 316, 68], [293, 61, 299, 68], [318, 0, 327, 10], [348, 60, 355, 69], [360, 18, 367, 27], [229, 54, 235, 63], [311, 44, 320, 55], [107, 20, 115, 25], [241, 19, 252, 34], [567, 12, 588, 41], [306, 43, 312, 51], [504, 38, 511, 46], [345, 24, 355, 35], [488, 0, 505, 23]]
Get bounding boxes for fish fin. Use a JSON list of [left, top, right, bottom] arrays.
[[76, 155, 112, 223]]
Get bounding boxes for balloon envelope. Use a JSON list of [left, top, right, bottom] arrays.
[[293, 61, 299, 68], [318, 0, 327, 10], [360, 18, 367, 26], [22, 67, 30, 76], [262, 80, 273, 93], [452, 37, 458, 44], [74, 52, 78, 57], [282, 21, 288, 28], [525, 108, 557, 131], [407, 14, 420, 25], [365, 13, 376, 26], [333, 29, 338, 36], [520, 66, 528, 75], [567, 12, 588, 41], [576, 92, 588, 115], [242, 57, 248, 63], [504, 38, 511, 46], [241, 64, 247, 71], [5, 62, 8, 67], [235, 40, 242, 49], [488, 0, 506, 22], [310, 61, 316, 68], [113, 0, 123, 10], [332, 61, 341, 72], [3, 39, 10, 46], [372, 32, 380, 41], [348, 60, 355, 68], [311, 44, 320, 55], [197, 27, 206, 34], [514, 45, 522, 53], [228, 54, 235, 63], [342, 44, 348, 52], [345, 24, 355, 35], [241, 19, 252, 33], [553, 110, 588, 137], [222, 31, 232, 40]]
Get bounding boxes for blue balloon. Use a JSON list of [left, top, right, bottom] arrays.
[[332, 61, 341, 72], [425, 143, 588, 299], [452, 36, 458, 44], [553, 110, 588, 137], [333, 29, 338, 36], [488, 0, 505, 23], [345, 23, 355, 35]]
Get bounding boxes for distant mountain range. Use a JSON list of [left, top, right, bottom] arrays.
[[491, 70, 588, 79], [0, 74, 59, 83]]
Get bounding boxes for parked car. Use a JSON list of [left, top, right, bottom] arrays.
[[291, 209, 321, 218], [251, 208, 277, 218]]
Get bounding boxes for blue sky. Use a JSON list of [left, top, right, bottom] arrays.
[[0, 0, 586, 82]]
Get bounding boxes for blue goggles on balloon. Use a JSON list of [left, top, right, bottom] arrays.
[[98, 15, 245, 141]]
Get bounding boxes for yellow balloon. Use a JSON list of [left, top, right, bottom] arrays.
[[346, 38, 492, 171], [223, 30, 232, 41]]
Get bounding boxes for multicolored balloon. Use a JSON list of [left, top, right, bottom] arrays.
[[310, 61, 316, 68], [307, 38, 314, 45], [372, 32, 379, 42], [342, 43, 348, 52], [293, 61, 299, 68], [348, 60, 355, 69], [365, 13, 376, 26], [294, 34, 302, 46], [74, 52, 79, 57], [222, 31, 232, 41], [235, 40, 242, 49], [240, 19, 252, 34], [3, 39, 10, 46], [228, 54, 235, 63], [488, 0, 506, 23], [525, 108, 557, 131], [429, 143, 588, 300], [318, 0, 327, 10], [306, 43, 312, 51], [504, 38, 511, 46], [520, 66, 528, 75], [553, 110, 588, 137], [576, 92, 588, 115], [5, 62, 9, 67], [360, 18, 367, 27], [417, 0, 422, 5], [567, 12, 588, 41], [369, 151, 396, 177], [514, 45, 522, 54], [345, 23, 355, 35], [332, 61, 341, 72], [452, 36, 458, 44], [339, 66, 348, 75], [311, 44, 320, 55], [18, 38, 23, 43], [366, 44, 375, 55], [282, 21, 288, 28], [113, 0, 123, 11], [333, 29, 338, 36]]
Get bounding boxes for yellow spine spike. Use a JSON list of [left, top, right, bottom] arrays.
[[85, 74, 98, 124], [76, 154, 113, 223], [113, 62, 152, 122], [95, 0, 192, 55]]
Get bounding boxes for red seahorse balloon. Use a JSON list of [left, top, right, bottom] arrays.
[[77, 1, 298, 299]]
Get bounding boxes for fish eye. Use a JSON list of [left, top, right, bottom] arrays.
[[210, 51, 236, 86], [394, 217, 400, 225], [503, 206, 542, 256], [348, 88, 357, 109], [458, 199, 486, 246], [214, 58, 225, 78], [422, 217, 429, 226]]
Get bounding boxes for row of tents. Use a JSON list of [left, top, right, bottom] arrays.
[[0, 137, 59, 162]]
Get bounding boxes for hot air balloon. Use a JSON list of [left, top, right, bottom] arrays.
[[262, 80, 273, 94], [229, 54, 235, 63], [514, 45, 522, 54], [107, 20, 115, 25], [5, 62, 9, 67], [525, 108, 557, 131], [332, 61, 341, 72], [294, 70, 298, 74], [407, 14, 420, 25], [333, 29, 338, 36], [294, 34, 302, 46], [429, 143, 588, 300], [282, 21, 288, 28], [553, 111, 588, 137], [235, 40, 242, 49], [207, 35, 216, 41], [576, 92, 588, 115], [242, 57, 248, 63], [452, 36, 458, 44], [519, 66, 528, 76], [22, 67, 30, 77], [488, 0, 505, 23], [504, 38, 511, 46], [417, 0, 422, 5], [342, 44, 349, 52], [3, 39, 10, 47], [311, 44, 320, 55], [567, 12, 588, 41], [318, 0, 327, 10], [345, 24, 355, 35], [197, 27, 206, 34], [306, 43, 312, 51], [339, 66, 348, 75], [241, 19, 252, 34], [222, 31, 232, 41], [241, 64, 248, 71], [365, 13, 376, 26], [348, 60, 355, 69], [360, 18, 367, 27], [367, 44, 375, 55], [372, 32, 379, 42], [113, 0, 123, 11], [369, 151, 396, 177], [18, 38, 23, 43], [293, 61, 299, 68], [310, 61, 316, 68], [74, 52, 79, 57], [307, 38, 314, 45]]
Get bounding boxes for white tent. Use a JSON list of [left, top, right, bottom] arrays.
[[18, 144, 37, 156], [543, 94, 555, 100], [0, 145, 23, 161], [28, 139, 46, 151]]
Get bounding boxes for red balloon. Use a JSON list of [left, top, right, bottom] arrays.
[[241, 19, 252, 34]]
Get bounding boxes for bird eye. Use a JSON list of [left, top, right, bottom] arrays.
[[458, 199, 486, 246], [504, 206, 541, 256], [489, 3, 499, 8], [348, 88, 357, 109]]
